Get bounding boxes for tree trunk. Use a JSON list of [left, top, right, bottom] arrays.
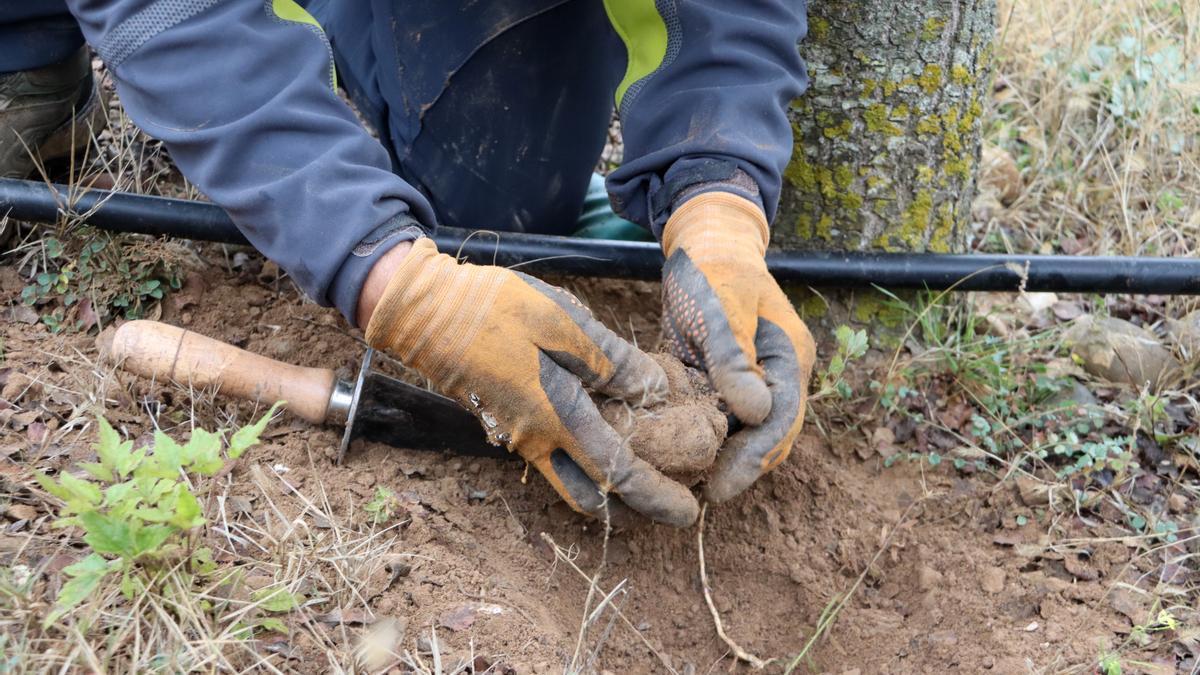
[[777, 0, 997, 327]]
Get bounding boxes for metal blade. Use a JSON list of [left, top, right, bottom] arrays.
[[337, 354, 514, 462]]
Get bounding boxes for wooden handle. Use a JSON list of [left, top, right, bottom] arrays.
[[112, 320, 337, 424]]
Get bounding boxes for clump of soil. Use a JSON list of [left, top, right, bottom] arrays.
[[596, 352, 727, 480]]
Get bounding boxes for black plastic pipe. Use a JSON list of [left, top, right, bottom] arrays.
[[3, 178, 1199, 295]]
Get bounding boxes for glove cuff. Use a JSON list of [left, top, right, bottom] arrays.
[[661, 192, 770, 261], [364, 238, 505, 383]]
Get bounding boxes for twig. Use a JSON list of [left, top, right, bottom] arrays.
[[540, 532, 678, 675], [697, 504, 773, 670]]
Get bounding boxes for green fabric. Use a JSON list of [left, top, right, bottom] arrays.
[[272, 0, 338, 89], [573, 173, 654, 241], [601, 0, 667, 109]]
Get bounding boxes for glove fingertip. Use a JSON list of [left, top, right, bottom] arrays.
[[702, 461, 761, 504], [715, 370, 772, 425]]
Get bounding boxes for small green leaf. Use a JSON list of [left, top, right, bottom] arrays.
[[151, 430, 184, 477], [95, 416, 135, 477], [103, 481, 139, 508], [183, 428, 223, 475], [228, 402, 284, 459], [256, 617, 289, 634], [117, 446, 146, 479], [168, 484, 205, 531], [36, 472, 75, 503], [57, 472, 103, 509], [134, 507, 173, 522], [78, 462, 114, 482], [64, 552, 111, 578], [45, 554, 112, 627], [79, 511, 134, 556], [252, 587, 303, 613], [191, 546, 218, 576], [44, 238, 64, 258], [119, 571, 138, 600], [132, 524, 174, 557]]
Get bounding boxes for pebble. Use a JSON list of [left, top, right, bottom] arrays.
[[1064, 315, 1178, 389], [1168, 493, 1188, 514]]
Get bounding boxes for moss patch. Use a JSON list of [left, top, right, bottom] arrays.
[[918, 64, 944, 94], [864, 104, 903, 136]]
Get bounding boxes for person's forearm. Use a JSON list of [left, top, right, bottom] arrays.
[[602, 0, 809, 235], [63, 0, 437, 322]]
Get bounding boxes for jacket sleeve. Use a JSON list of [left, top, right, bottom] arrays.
[[602, 0, 809, 236], [63, 0, 437, 323]]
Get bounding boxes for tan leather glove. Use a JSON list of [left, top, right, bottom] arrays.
[[661, 192, 816, 503], [366, 238, 700, 527]]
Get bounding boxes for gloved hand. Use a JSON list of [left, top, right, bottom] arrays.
[[366, 238, 700, 527], [661, 192, 816, 503]]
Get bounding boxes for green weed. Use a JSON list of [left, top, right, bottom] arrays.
[[871, 291, 1153, 482], [364, 486, 401, 525], [36, 402, 282, 626], [20, 232, 182, 332], [813, 325, 869, 401]]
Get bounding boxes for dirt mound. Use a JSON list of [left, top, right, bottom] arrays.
[[596, 352, 727, 479]]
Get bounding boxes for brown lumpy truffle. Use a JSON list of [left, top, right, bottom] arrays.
[[597, 353, 727, 482]]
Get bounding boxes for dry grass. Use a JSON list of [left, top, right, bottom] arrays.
[[983, 0, 1200, 260], [0, 400, 407, 673]]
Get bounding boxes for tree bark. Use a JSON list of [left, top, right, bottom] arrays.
[[776, 0, 997, 328]]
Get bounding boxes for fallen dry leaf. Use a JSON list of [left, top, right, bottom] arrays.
[[438, 602, 504, 632], [8, 305, 38, 325], [316, 608, 376, 626], [26, 422, 48, 445], [1108, 588, 1147, 623], [871, 427, 897, 458], [439, 605, 477, 632], [5, 504, 37, 521], [76, 298, 99, 331]]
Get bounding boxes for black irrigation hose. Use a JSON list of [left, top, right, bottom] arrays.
[[3, 177, 1200, 295]]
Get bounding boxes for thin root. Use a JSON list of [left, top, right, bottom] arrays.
[[697, 503, 774, 670]]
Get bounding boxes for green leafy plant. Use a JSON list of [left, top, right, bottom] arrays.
[[814, 325, 869, 401], [21, 233, 182, 333], [364, 486, 401, 525], [37, 403, 281, 625]]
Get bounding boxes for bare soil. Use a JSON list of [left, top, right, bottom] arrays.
[[0, 258, 1178, 673]]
